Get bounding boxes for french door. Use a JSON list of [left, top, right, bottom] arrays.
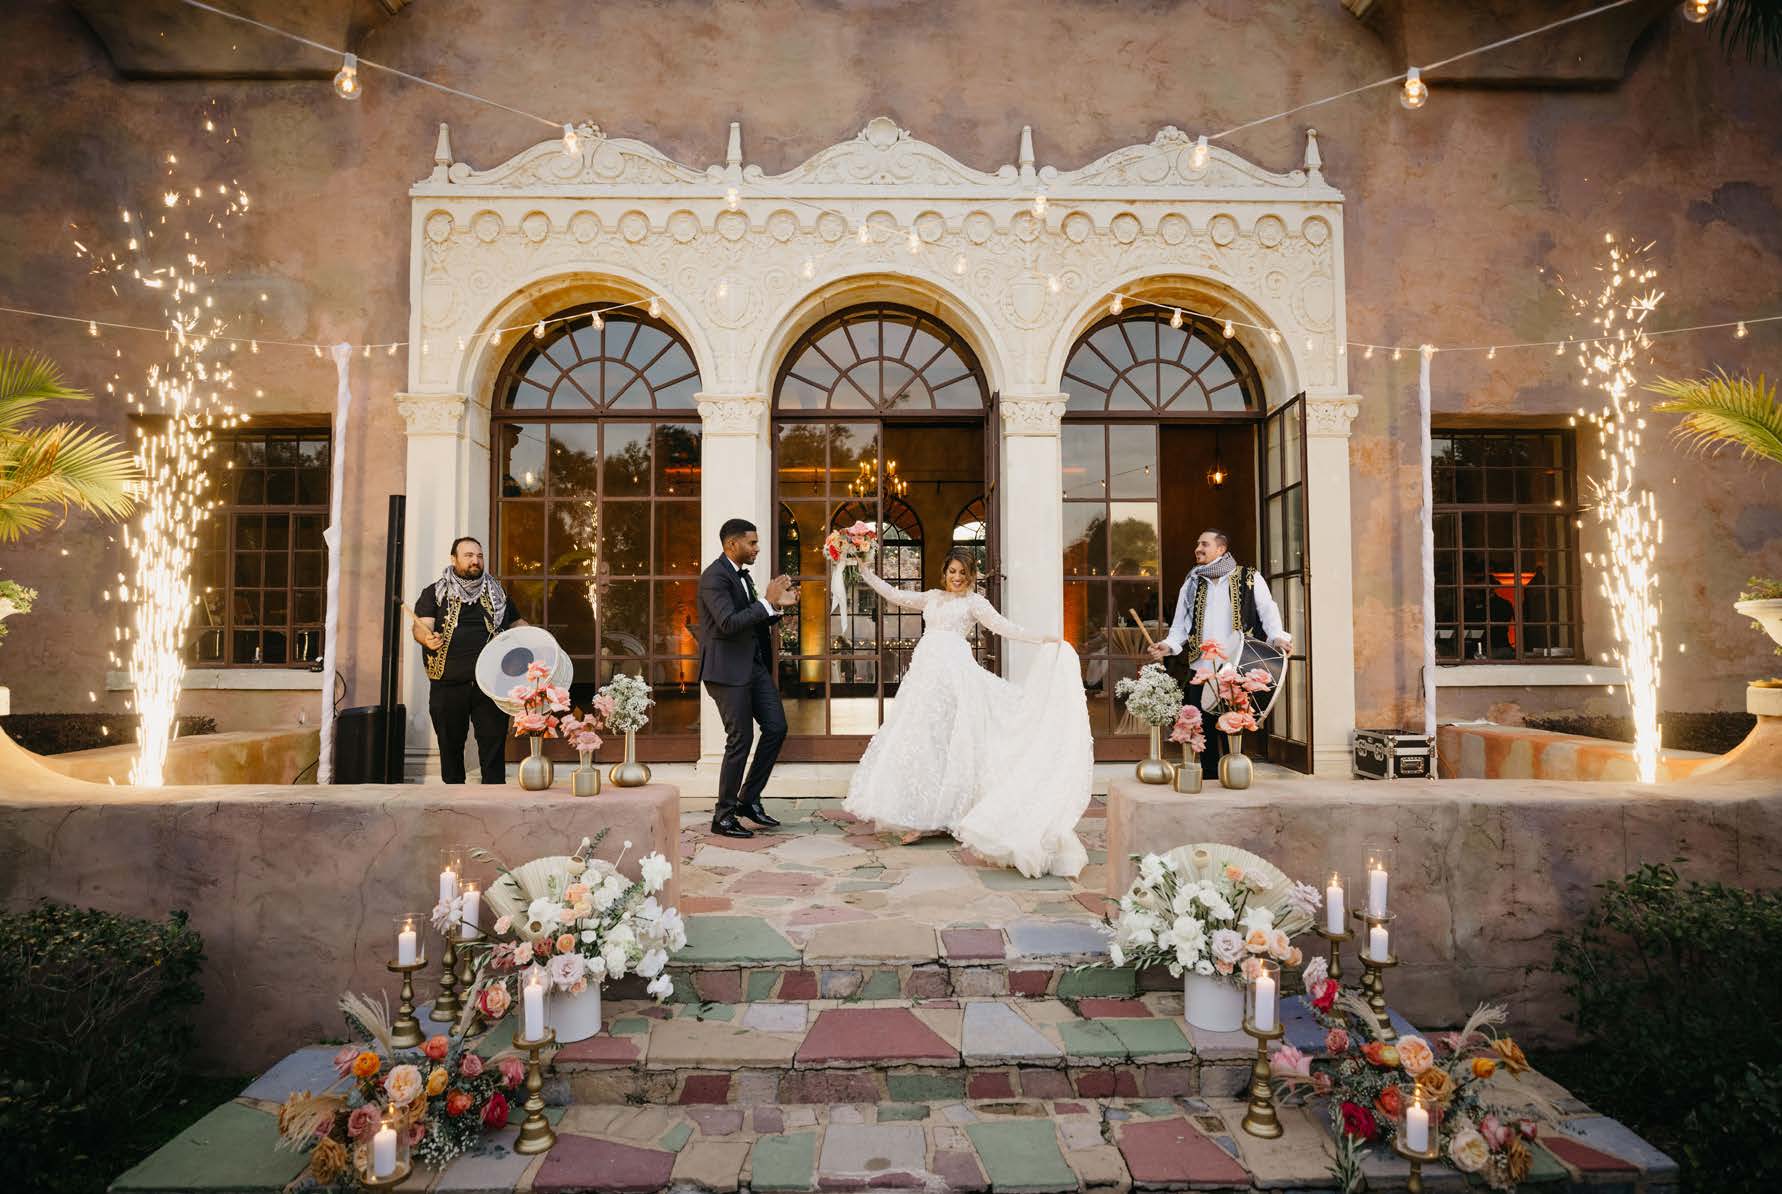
[[1261, 393, 1313, 772]]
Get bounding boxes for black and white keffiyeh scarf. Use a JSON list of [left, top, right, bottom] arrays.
[[435, 566, 508, 628]]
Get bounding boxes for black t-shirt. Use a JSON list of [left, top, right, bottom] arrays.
[[415, 583, 520, 684]]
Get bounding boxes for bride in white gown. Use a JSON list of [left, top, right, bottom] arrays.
[[843, 548, 1095, 878]]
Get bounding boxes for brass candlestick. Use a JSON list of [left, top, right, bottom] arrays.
[[386, 957, 428, 1049], [430, 936, 462, 1022], [1240, 1015, 1286, 1138], [1353, 907, 1399, 1042], [1313, 922, 1351, 985], [1392, 1125, 1440, 1193], [511, 1026, 558, 1155], [354, 1149, 412, 1190]]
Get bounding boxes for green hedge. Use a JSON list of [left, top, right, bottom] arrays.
[[1548, 863, 1782, 1193], [0, 903, 206, 1193], [0, 713, 217, 756]]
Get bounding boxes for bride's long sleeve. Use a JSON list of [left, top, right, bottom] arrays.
[[857, 562, 928, 611], [970, 594, 1045, 643]]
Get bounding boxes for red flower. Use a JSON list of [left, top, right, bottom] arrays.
[[1362, 1041, 1401, 1069], [422, 1035, 449, 1062], [1310, 978, 1338, 1012], [481, 1092, 510, 1130], [445, 1089, 475, 1118], [1339, 1101, 1376, 1141], [1375, 1083, 1404, 1119]]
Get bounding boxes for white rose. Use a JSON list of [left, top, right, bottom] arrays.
[[1448, 1129, 1489, 1174], [602, 943, 628, 978], [1210, 928, 1245, 964], [1240, 906, 1275, 935], [1194, 959, 1215, 975], [607, 923, 637, 951], [583, 954, 608, 982]]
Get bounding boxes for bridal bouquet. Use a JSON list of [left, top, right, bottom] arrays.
[[1271, 985, 1543, 1191], [467, 833, 685, 1004], [1189, 640, 1273, 737], [824, 520, 878, 636], [1104, 843, 1318, 984], [508, 660, 571, 738], [1115, 662, 1185, 726], [595, 674, 652, 734]]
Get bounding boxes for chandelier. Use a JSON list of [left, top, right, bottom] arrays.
[[848, 455, 907, 498]]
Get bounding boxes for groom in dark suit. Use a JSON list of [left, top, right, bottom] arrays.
[[699, 518, 797, 838]]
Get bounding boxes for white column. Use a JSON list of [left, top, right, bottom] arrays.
[[1305, 395, 1361, 776], [695, 392, 771, 769], [397, 392, 471, 780], [999, 394, 1068, 682]]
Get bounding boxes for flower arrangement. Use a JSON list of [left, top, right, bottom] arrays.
[[1271, 980, 1545, 1191], [1103, 843, 1318, 983], [560, 699, 609, 756], [0, 577, 35, 646], [1169, 702, 1207, 755], [508, 660, 570, 738], [595, 674, 653, 734], [466, 833, 685, 1004], [274, 999, 520, 1180], [1115, 661, 1185, 727], [1189, 639, 1273, 736], [824, 520, 878, 636]]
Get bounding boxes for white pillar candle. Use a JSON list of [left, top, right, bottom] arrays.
[[1368, 864, 1389, 917], [523, 971, 545, 1040], [460, 884, 481, 940], [371, 1123, 397, 1178], [439, 866, 458, 904], [1406, 1102, 1430, 1152], [1326, 878, 1345, 935], [1254, 971, 1277, 1031], [1369, 923, 1390, 962], [397, 920, 417, 966]]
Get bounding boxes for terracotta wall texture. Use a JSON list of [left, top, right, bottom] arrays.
[[1, 0, 1778, 732]]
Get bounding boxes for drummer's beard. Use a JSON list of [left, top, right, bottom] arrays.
[[456, 562, 483, 579]]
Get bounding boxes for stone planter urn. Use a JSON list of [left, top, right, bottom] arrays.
[[1695, 598, 1782, 780]]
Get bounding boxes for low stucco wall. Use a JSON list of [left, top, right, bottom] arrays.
[[38, 726, 320, 785], [1104, 776, 1782, 1042], [1437, 722, 1714, 781], [0, 754, 681, 1072]]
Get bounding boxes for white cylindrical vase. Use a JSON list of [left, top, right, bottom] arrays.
[[546, 983, 603, 1043], [1183, 972, 1245, 1033]]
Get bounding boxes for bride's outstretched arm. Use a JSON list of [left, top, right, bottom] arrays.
[[857, 560, 928, 611], [970, 595, 1055, 644]]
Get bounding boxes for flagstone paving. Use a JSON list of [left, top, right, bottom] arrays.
[[117, 796, 1681, 1192]]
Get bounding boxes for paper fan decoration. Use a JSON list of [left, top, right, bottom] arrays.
[[482, 854, 574, 938], [1162, 842, 1313, 936]]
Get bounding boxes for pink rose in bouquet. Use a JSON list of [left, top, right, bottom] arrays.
[[1217, 709, 1259, 734], [1269, 1044, 1313, 1079], [1241, 666, 1274, 692], [332, 1044, 360, 1077], [1168, 704, 1207, 753], [1325, 1027, 1350, 1054], [346, 1103, 380, 1142], [459, 1052, 485, 1078], [591, 693, 617, 722], [498, 1057, 525, 1088], [1198, 640, 1226, 661]]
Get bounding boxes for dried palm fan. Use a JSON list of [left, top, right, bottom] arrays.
[[1162, 842, 1314, 936], [482, 854, 576, 936]]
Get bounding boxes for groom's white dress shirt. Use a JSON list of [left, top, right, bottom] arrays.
[[729, 556, 777, 618], [1160, 562, 1290, 666]]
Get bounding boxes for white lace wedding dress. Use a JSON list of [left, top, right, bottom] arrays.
[[843, 565, 1094, 878]]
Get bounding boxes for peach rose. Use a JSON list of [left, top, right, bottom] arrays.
[[383, 1063, 423, 1107], [422, 1035, 449, 1062], [445, 1089, 475, 1118], [1223, 864, 1246, 883], [1416, 1066, 1455, 1105], [1284, 946, 1303, 968], [1361, 1041, 1400, 1069], [477, 983, 511, 1020], [1396, 1035, 1434, 1077], [556, 933, 577, 955], [1265, 929, 1292, 960], [426, 1066, 449, 1097], [1243, 928, 1270, 954], [350, 1051, 381, 1079], [513, 941, 534, 965]]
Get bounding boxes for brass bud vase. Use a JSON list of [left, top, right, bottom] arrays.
[[1173, 743, 1203, 793], [518, 736, 554, 791], [609, 730, 651, 787], [1219, 732, 1254, 790], [1135, 725, 1173, 784], [571, 749, 601, 797]]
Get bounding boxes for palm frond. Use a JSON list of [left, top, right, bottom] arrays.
[[1455, 1001, 1509, 1050], [1648, 371, 1782, 466], [0, 350, 89, 433], [1718, 0, 1782, 64], [0, 422, 141, 541], [338, 990, 395, 1054]]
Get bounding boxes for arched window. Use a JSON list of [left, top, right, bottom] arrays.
[[951, 496, 988, 570], [1063, 312, 1260, 413], [776, 303, 987, 411], [491, 305, 703, 752]]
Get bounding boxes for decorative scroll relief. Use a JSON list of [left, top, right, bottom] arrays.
[[744, 116, 1018, 189], [397, 392, 468, 437], [695, 394, 767, 437], [1046, 126, 1332, 197], [1000, 394, 1069, 437], [1305, 395, 1362, 438]]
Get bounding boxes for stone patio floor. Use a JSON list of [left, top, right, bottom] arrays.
[[111, 798, 1679, 1191]]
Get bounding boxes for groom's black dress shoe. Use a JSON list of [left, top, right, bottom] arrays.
[[710, 814, 754, 839], [739, 803, 781, 828]]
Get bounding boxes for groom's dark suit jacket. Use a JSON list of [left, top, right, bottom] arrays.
[[697, 555, 779, 685]]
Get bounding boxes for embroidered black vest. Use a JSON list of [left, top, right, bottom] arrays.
[[1187, 566, 1263, 646]]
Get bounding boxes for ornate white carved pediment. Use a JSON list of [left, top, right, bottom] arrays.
[[438, 122, 714, 190], [744, 116, 1018, 188], [1046, 126, 1321, 194]]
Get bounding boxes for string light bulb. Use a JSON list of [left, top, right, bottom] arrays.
[[906, 227, 921, 254], [591, 309, 604, 330], [1047, 274, 1061, 293], [561, 123, 579, 157], [1735, 320, 1749, 338], [1267, 329, 1281, 345], [1365, 345, 1375, 359], [1222, 319, 1235, 338], [1109, 294, 1124, 315], [801, 257, 815, 280], [1190, 134, 1210, 170], [1032, 190, 1048, 217], [857, 223, 871, 245], [332, 53, 361, 101], [1682, 0, 1721, 22], [1400, 66, 1428, 110], [1488, 346, 1497, 359], [953, 253, 967, 276], [533, 320, 547, 339], [725, 186, 740, 211], [716, 279, 728, 299], [648, 296, 661, 318], [1392, 347, 1403, 361], [1170, 308, 1184, 329]]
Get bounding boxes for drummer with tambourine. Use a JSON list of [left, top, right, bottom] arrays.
[[412, 535, 528, 784], [1145, 528, 1292, 779]]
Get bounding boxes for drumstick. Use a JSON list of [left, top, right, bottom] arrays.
[[1127, 608, 1158, 649]]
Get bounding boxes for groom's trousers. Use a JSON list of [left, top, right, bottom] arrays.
[[704, 659, 788, 817]]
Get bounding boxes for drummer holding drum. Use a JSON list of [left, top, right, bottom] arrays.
[[413, 536, 528, 784], [1145, 529, 1292, 779]]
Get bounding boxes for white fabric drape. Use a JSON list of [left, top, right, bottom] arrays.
[[1419, 346, 1437, 740], [317, 342, 353, 783]]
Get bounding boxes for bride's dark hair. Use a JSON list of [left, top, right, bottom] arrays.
[[941, 548, 981, 585]]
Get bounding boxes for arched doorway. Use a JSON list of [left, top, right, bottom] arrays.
[[772, 302, 993, 760], [488, 304, 705, 760], [1060, 309, 1313, 771]]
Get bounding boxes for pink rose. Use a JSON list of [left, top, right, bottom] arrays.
[[1480, 1114, 1510, 1150], [1269, 1044, 1312, 1079], [333, 1044, 360, 1077], [346, 1103, 381, 1142], [1517, 1118, 1539, 1141], [1217, 710, 1259, 734], [459, 1052, 485, 1078], [422, 1034, 449, 1062], [499, 1057, 525, 1088], [513, 941, 534, 965], [1198, 640, 1226, 661], [406, 1123, 426, 1147], [1241, 666, 1273, 692], [1325, 1027, 1350, 1054]]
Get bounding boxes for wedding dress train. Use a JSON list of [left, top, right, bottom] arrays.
[[842, 566, 1094, 878]]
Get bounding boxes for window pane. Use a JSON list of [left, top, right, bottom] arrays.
[[654, 504, 701, 575], [600, 501, 650, 576], [548, 424, 600, 497], [656, 580, 700, 657], [1107, 503, 1160, 577], [1108, 425, 1156, 500], [598, 581, 649, 657], [547, 579, 600, 655], [654, 424, 701, 496], [1063, 503, 1104, 576], [499, 424, 546, 496], [500, 504, 546, 575], [1062, 425, 1105, 499], [602, 424, 652, 496]]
